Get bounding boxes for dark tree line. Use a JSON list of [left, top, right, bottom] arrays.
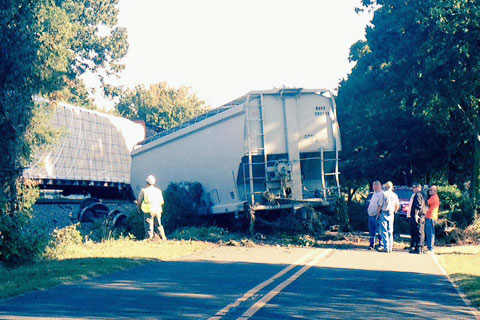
[[337, 0, 480, 217]]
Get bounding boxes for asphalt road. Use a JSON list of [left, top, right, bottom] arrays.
[[0, 246, 478, 320]]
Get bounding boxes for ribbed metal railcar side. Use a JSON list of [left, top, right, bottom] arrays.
[[130, 88, 341, 215], [131, 105, 246, 213]]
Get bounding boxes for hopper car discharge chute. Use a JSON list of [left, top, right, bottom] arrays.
[[130, 88, 341, 219]]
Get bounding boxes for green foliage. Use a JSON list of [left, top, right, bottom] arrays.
[[430, 185, 475, 228], [45, 222, 139, 259], [302, 207, 325, 235], [48, 78, 96, 109], [115, 182, 212, 241], [291, 234, 317, 247], [79, 219, 116, 243], [0, 0, 127, 266], [255, 207, 325, 236], [44, 224, 83, 259], [338, 0, 480, 197], [346, 200, 368, 232], [0, 179, 47, 266], [170, 226, 230, 242], [0, 213, 49, 267], [450, 198, 476, 229], [115, 82, 208, 129], [125, 210, 145, 240], [162, 182, 209, 232], [438, 185, 463, 212], [335, 197, 350, 232], [22, 101, 65, 168]]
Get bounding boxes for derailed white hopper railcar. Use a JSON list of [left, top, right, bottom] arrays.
[[131, 88, 341, 215]]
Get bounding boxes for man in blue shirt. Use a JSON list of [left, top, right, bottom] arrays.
[[367, 181, 383, 250]]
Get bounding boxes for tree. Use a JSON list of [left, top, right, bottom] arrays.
[[48, 78, 96, 109], [337, 0, 480, 211], [419, 0, 480, 209], [115, 82, 208, 130], [0, 0, 127, 265]]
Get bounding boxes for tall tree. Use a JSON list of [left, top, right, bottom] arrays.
[[0, 0, 127, 264], [116, 82, 208, 130], [48, 78, 96, 109], [337, 0, 480, 207]]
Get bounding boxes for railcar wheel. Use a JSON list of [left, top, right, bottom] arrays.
[[79, 207, 95, 223]]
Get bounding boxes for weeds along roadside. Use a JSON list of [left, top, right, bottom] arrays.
[[435, 245, 480, 310]]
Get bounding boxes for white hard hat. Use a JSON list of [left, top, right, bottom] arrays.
[[145, 175, 156, 185]]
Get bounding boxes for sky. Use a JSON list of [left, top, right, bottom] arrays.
[[89, 0, 373, 109]]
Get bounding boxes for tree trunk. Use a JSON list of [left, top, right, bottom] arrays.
[[447, 160, 456, 185], [472, 119, 480, 220], [347, 187, 358, 204]]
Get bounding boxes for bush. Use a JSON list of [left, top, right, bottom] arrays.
[[0, 214, 48, 266], [253, 206, 325, 236], [303, 207, 325, 235], [336, 197, 350, 232], [121, 182, 210, 239], [124, 210, 145, 240], [0, 180, 47, 266], [437, 185, 463, 212], [162, 182, 209, 232], [346, 200, 367, 232], [44, 223, 83, 258], [435, 218, 465, 244], [79, 219, 117, 243], [439, 185, 476, 228], [433, 184, 472, 228], [465, 217, 480, 242], [292, 234, 317, 247]]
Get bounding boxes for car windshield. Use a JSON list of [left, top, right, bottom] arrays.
[[395, 189, 413, 200]]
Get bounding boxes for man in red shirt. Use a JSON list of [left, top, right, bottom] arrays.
[[426, 185, 440, 253]]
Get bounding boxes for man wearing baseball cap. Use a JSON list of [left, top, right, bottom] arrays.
[[408, 183, 427, 254]]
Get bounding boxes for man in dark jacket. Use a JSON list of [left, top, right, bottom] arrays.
[[408, 183, 427, 254]]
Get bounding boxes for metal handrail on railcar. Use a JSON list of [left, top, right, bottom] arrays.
[[140, 106, 234, 145]]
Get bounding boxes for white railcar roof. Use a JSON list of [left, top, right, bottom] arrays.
[[220, 88, 331, 107], [24, 102, 145, 183], [139, 88, 332, 147]]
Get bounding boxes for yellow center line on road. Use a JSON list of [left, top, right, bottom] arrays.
[[237, 249, 332, 320], [208, 249, 327, 320]]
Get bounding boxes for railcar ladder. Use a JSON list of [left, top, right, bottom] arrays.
[[243, 94, 268, 205], [319, 147, 341, 201]]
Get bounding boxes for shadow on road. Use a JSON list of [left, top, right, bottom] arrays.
[[0, 258, 476, 319], [255, 266, 476, 320]]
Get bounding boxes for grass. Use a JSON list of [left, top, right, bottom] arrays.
[[170, 225, 241, 242], [0, 239, 212, 300], [436, 245, 480, 310], [5, 220, 477, 308]]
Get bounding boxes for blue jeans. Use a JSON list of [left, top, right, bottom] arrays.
[[368, 215, 381, 247], [425, 218, 435, 251], [379, 211, 394, 252]]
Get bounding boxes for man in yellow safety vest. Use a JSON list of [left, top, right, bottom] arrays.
[[137, 175, 167, 241]]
